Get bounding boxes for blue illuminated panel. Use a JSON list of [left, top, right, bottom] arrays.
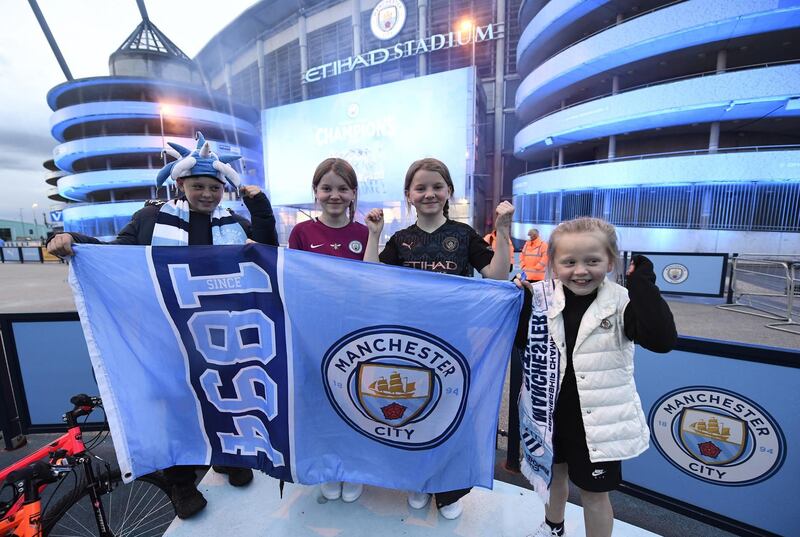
[[12, 321, 100, 425], [2, 248, 21, 262], [631, 344, 798, 536], [263, 68, 474, 206], [631, 252, 727, 297]]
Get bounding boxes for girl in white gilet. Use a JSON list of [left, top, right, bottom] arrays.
[[516, 217, 676, 537]]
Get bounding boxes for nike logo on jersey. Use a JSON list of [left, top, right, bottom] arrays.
[[310, 244, 324, 249], [592, 469, 606, 478]]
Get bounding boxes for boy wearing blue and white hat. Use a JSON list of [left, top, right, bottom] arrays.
[[47, 133, 278, 518], [49, 133, 277, 252]]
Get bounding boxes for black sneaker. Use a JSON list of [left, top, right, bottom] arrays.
[[171, 484, 207, 519], [212, 465, 254, 487]]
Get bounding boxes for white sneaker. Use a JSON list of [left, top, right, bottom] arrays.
[[527, 521, 564, 537], [438, 499, 463, 520], [407, 491, 431, 509], [341, 482, 363, 503], [320, 481, 342, 500]]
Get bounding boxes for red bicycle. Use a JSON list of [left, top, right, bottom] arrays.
[[0, 394, 175, 536]]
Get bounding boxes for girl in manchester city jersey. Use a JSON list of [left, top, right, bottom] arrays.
[[288, 157, 370, 503], [288, 158, 370, 261], [362, 157, 514, 519]]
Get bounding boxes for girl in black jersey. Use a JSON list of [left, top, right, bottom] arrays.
[[363, 157, 515, 519]]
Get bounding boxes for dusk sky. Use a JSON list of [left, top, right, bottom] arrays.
[[0, 0, 256, 223]]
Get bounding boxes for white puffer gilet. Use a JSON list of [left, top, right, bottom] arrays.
[[548, 279, 650, 462]]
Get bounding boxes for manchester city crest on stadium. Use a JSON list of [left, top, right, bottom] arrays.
[[649, 386, 785, 486], [662, 263, 689, 284], [370, 0, 406, 40], [346, 102, 360, 119], [322, 325, 469, 449]]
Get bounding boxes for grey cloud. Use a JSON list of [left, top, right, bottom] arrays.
[[0, 128, 54, 171]]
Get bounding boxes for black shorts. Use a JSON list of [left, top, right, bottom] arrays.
[[553, 429, 622, 492]]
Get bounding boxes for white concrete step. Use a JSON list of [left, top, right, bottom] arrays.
[[165, 471, 660, 536]]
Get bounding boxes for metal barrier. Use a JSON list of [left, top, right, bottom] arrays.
[[717, 255, 800, 335], [0, 246, 61, 263]]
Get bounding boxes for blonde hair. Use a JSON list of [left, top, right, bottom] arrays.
[[548, 217, 620, 275]]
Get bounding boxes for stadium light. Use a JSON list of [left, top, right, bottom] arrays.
[[544, 136, 554, 146], [459, 18, 476, 66]]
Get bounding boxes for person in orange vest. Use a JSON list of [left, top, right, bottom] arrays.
[[484, 229, 515, 272], [520, 228, 548, 281]]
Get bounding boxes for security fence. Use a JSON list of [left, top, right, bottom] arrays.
[[1, 246, 61, 263], [718, 255, 800, 335], [514, 180, 800, 232]]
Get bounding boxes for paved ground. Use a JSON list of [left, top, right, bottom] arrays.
[[0, 262, 75, 313]]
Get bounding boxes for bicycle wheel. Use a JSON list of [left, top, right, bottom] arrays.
[[43, 470, 176, 537]]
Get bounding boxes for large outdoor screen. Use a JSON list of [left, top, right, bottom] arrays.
[[263, 68, 474, 207]]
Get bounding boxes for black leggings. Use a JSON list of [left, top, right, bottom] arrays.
[[163, 465, 205, 487], [435, 488, 471, 507]]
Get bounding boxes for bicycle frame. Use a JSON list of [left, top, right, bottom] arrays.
[[0, 487, 43, 537], [0, 399, 114, 537]]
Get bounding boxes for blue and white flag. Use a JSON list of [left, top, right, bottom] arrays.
[[69, 244, 522, 493]]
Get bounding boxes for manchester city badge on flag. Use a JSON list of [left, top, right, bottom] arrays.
[[69, 244, 523, 493]]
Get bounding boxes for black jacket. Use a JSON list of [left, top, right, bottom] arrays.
[[57, 193, 279, 247]]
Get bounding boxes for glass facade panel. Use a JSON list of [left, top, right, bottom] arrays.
[[427, 0, 495, 80], [230, 63, 260, 108], [307, 18, 355, 99], [265, 40, 303, 108]]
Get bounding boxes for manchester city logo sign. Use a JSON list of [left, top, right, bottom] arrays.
[[370, 0, 407, 41], [322, 325, 469, 449], [662, 263, 689, 284], [649, 386, 786, 486]]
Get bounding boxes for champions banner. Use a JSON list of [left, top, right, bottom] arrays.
[[69, 244, 522, 493]]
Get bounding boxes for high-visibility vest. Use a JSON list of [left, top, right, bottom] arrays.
[[484, 232, 514, 264], [521, 238, 548, 281]]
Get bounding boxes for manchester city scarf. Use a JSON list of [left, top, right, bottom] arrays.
[[151, 199, 247, 246], [519, 280, 560, 503]]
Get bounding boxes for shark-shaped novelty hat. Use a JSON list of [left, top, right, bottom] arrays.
[[155, 132, 242, 189]]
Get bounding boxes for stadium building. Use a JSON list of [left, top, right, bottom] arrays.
[[44, 0, 800, 251], [195, 0, 525, 242], [48, 14, 262, 240], [513, 0, 800, 253]]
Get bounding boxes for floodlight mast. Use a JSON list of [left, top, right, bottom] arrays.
[[136, 0, 150, 22], [27, 0, 73, 81]]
